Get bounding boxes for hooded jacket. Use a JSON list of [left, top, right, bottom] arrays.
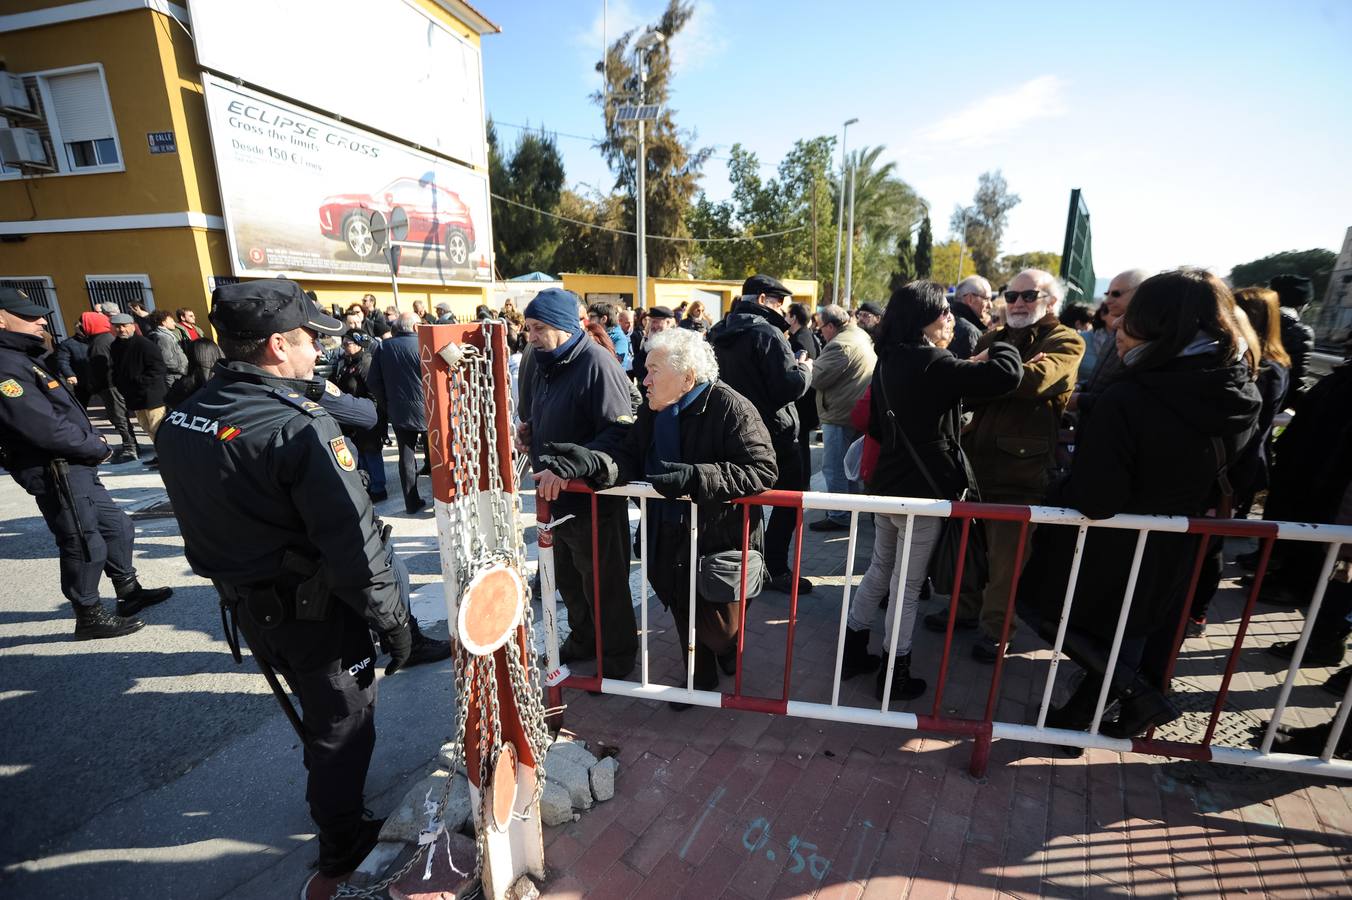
[[1019, 348, 1261, 639], [80, 313, 116, 394], [707, 299, 811, 448]]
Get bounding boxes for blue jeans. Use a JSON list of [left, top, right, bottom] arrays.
[[821, 423, 859, 522], [358, 448, 386, 494]]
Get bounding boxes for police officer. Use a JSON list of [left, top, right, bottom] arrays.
[[155, 279, 412, 893], [0, 286, 171, 639]]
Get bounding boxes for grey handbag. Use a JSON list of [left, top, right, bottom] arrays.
[[696, 548, 766, 604]]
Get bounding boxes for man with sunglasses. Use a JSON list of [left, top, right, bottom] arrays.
[[950, 275, 993, 360], [1070, 269, 1149, 422], [925, 269, 1084, 661]]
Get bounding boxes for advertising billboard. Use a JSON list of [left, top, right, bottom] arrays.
[[202, 75, 492, 285], [188, 0, 485, 169]]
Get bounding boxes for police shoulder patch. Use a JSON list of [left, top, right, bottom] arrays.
[[0, 379, 22, 398], [329, 436, 356, 471]]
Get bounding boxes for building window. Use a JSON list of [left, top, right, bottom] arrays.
[[66, 137, 119, 169], [0, 277, 66, 339], [86, 274, 154, 316], [0, 65, 121, 177]]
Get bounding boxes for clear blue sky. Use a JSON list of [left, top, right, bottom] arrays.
[[482, 0, 1351, 281]]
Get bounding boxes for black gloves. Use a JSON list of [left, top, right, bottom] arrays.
[[647, 461, 697, 499], [381, 621, 413, 675], [538, 442, 602, 481]]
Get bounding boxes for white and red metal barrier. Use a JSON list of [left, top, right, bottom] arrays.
[[535, 482, 1352, 781]]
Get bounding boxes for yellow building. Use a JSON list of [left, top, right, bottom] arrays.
[[0, 1, 500, 338], [560, 273, 819, 320]]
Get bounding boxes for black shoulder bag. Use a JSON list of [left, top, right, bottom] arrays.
[[875, 362, 990, 596]]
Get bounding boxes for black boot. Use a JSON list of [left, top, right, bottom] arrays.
[[841, 627, 881, 680], [114, 580, 172, 618], [403, 618, 452, 667], [876, 653, 926, 702], [1044, 673, 1107, 731], [74, 602, 144, 640], [1101, 678, 1179, 739]]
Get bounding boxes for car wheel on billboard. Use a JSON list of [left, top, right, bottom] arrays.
[[345, 212, 386, 261], [390, 207, 410, 242], [445, 228, 470, 267]]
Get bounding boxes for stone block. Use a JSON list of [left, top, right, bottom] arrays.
[[589, 756, 618, 803], [545, 739, 597, 772], [381, 770, 471, 845], [539, 777, 573, 827], [389, 831, 479, 900], [437, 741, 468, 775], [506, 875, 541, 900], [544, 757, 592, 811]]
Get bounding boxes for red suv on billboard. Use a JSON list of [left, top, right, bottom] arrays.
[[318, 176, 477, 266]]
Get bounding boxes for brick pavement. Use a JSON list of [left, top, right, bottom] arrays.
[[535, 503, 1352, 898]]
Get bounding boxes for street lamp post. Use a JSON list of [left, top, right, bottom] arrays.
[[831, 117, 857, 305], [634, 30, 665, 311], [844, 156, 858, 307]]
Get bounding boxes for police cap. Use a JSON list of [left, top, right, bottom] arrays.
[[741, 274, 792, 299], [0, 285, 50, 317], [210, 279, 344, 338]]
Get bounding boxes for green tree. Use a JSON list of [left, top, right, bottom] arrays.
[[837, 145, 924, 301], [951, 170, 1020, 277], [592, 0, 712, 277], [992, 250, 1062, 289], [888, 230, 916, 293], [1230, 249, 1337, 305], [931, 239, 979, 287], [549, 189, 627, 275], [915, 214, 933, 279], [487, 121, 565, 277]]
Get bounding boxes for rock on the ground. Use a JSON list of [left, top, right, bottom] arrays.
[[381, 769, 471, 844], [588, 756, 617, 803], [437, 741, 468, 775], [544, 739, 596, 771], [538, 778, 572, 827], [542, 757, 591, 811], [389, 831, 479, 900], [349, 841, 406, 887], [506, 875, 541, 899]]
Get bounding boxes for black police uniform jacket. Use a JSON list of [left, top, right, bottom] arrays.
[[154, 361, 405, 633], [707, 300, 811, 450], [0, 330, 109, 488]]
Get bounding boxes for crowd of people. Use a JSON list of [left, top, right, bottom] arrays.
[[524, 270, 1350, 757]]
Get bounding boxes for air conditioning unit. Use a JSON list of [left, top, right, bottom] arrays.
[[0, 127, 52, 169], [0, 74, 32, 114]]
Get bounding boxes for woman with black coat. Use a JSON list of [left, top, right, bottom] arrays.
[[535, 327, 778, 703], [843, 281, 1024, 703], [1018, 269, 1261, 739], [332, 330, 388, 501]]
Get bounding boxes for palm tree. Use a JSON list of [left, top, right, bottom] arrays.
[[831, 145, 925, 302]]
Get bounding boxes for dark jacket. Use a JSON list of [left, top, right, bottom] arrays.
[[1230, 359, 1289, 503], [867, 342, 1023, 500], [594, 380, 778, 560], [1265, 362, 1352, 524], [527, 330, 634, 514], [332, 349, 386, 454], [367, 332, 425, 431], [155, 361, 406, 633], [55, 335, 93, 400], [963, 313, 1085, 503], [1279, 308, 1314, 406], [949, 301, 986, 361], [0, 330, 109, 478], [110, 332, 168, 410], [789, 326, 821, 434], [1020, 350, 1261, 639], [707, 300, 811, 448], [87, 332, 116, 394]]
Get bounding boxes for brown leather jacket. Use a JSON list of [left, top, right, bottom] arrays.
[[962, 312, 1084, 503]]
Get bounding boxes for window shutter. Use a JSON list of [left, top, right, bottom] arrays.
[[46, 70, 114, 143]]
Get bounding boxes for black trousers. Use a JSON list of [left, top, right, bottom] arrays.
[[393, 428, 425, 511], [99, 388, 136, 453], [21, 464, 136, 609], [649, 518, 746, 689], [236, 599, 377, 871], [551, 496, 638, 671], [766, 435, 805, 576]]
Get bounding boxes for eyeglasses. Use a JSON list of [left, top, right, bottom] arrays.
[[1003, 290, 1047, 305], [1106, 288, 1133, 299]]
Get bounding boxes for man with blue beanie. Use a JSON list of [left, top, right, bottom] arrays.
[[519, 288, 638, 677]]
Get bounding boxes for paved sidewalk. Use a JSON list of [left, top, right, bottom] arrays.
[[533, 494, 1352, 898]]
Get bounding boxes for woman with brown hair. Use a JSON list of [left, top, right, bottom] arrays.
[[1017, 269, 1261, 739]]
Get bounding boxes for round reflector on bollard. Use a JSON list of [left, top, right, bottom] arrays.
[[457, 564, 524, 656], [489, 742, 519, 833]]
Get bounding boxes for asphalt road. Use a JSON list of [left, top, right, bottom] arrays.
[[0, 436, 455, 898]]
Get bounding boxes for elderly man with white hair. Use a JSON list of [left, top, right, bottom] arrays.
[[1071, 268, 1150, 422], [368, 311, 428, 512], [950, 275, 992, 360], [537, 327, 778, 704], [925, 268, 1085, 661]]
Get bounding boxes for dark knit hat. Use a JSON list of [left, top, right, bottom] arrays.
[[1269, 274, 1314, 308], [523, 288, 582, 335]]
